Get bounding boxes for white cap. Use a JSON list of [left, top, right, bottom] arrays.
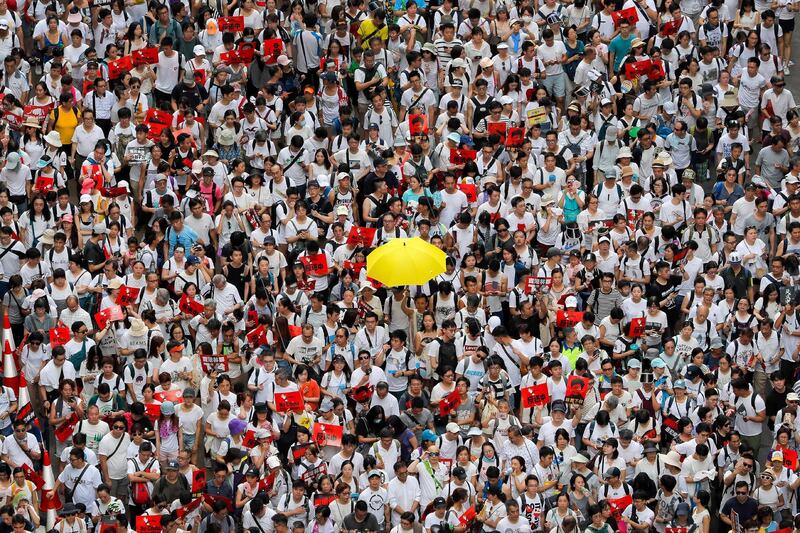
[[446, 422, 460, 433], [565, 296, 578, 308], [193, 45, 206, 56]]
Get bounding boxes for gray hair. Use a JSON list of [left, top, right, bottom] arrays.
[[204, 299, 216, 309], [156, 288, 170, 304], [213, 274, 226, 286]]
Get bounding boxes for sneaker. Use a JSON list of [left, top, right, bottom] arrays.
[[790, 60, 796, 66], [785, 66, 791, 75]]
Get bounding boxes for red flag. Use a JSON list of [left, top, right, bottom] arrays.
[[115, 285, 140, 307], [192, 69, 207, 87], [191, 470, 206, 493], [179, 294, 205, 315], [55, 413, 79, 442], [487, 122, 507, 144], [22, 463, 44, 490], [611, 7, 638, 27], [439, 389, 462, 417], [346, 226, 376, 247], [136, 514, 162, 533], [132, 47, 159, 66], [521, 383, 550, 408], [458, 183, 477, 202], [218, 16, 245, 32], [312, 422, 344, 447], [107, 56, 133, 80], [299, 253, 329, 276], [263, 38, 284, 64], [628, 317, 646, 338], [200, 354, 229, 374], [625, 59, 653, 80], [275, 390, 304, 412], [607, 494, 632, 521], [49, 327, 70, 347]]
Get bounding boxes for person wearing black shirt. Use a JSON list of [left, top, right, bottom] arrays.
[[648, 261, 680, 332], [170, 70, 209, 114], [306, 180, 333, 235], [341, 500, 381, 533]]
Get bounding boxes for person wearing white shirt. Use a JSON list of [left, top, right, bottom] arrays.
[[0, 420, 40, 469]]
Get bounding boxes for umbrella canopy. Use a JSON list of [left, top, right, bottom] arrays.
[[366, 237, 447, 287]]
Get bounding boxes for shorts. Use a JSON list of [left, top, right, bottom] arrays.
[[780, 18, 795, 33], [541, 72, 566, 98]]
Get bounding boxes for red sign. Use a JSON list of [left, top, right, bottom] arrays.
[[132, 47, 159, 66], [288, 325, 302, 338], [556, 310, 584, 328], [776, 446, 798, 470], [297, 279, 317, 291], [275, 390, 304, 412], [246, 324, 269, 346], [94, 305, 124, 330], [525, 276, 552, 295], [611, 7, 638, 27], [24, 104, 52, 125], [647, 61, 665, 81], [521, 383, 550, 408], [660, 18, 681, 36], [343, 260, 366, 274], [200, 354, 229, 374], [300, 253, 329, 277], [241, 429, 258, 449], [312, 422, 344, 447], [439, 389, 462, 417], [179, 294, 205, 315], [506, 127, 525, 147], [218, 16, 245, 32], [107, 55, 133, 80], [175, 496, 203, 518], [487, 122, 507, 145], [221, 49, 253, 65], [191, 469, 206, 493], [99, 186, 128, 198], [565, 375, 591, 407], [458, 183, 477, 202], [116, 285, 140, 307], [346, 226, 376, 247], [49, 327, 70, 347], [263, 38, 284, 64], [202, 494, 233, 512], [459, 506, 476, 525], [450, 148, 477, 165], [628, 317, 646, 338], [145, 108, 172, 126], [320, 56, 340, 71], [144, 403, 161, 420], [22, 463, 44, 490], [55, 413, 79, 442], [136, 515, 161, 533], [607, 494, 632, 522], [625, 59, 652, 80], [409, 113, 429, 136], [154, 389, 183, 403]]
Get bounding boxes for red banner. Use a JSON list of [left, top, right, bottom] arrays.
[[49, 327, 70, 347], [174, 496, 203, 518], [179, 294, 205, 315], [132, 47, 159, 66], [116, 285, 140, 307], [628, 317, 646, 338], [154, 389, 183, 403], [439, 389, 461, 417], [312, 422, 344, 447], [449, 148, 477, 165], [521, 383, 550, 408], [556, 310, 584, 328], [200, 354, 229, 374], [107, 55, 133, 80], [409, 113, 429, 136], [218, 16, 245, 32], [611, 7, 638, 27], [346, 226, 376, 247], [263, 38, 284, 64], [136, 515, 161, 533], [300, 253, 329, 277], [202, 494, 233, 512], [487, 122, 507, 145], [191, 469, 206, 493], [94, 305, 124, 331], [220, 49, 252, 65], [506, 127, 525, 147], [23, 104, 52, 125], [275, 390, 304, 412], [458, 183, 477, 202]]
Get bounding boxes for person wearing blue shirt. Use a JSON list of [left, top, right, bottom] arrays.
[[165, 211, 199, 257], [608, 20, 636, 73]]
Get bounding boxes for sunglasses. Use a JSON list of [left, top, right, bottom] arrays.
[[113, 425, 126, 430]]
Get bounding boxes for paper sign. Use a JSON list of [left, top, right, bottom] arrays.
[[343, 260, 366, 274], [202, 494, 234, 512], [564, 375, 590, 407], [200, 354, 229, 374], [625, 59, 652, 80], [439, 389, 461, 417], [132, 47, 159, 66], [107, 55, 133, 80], [628, 317, 646, 338], [288, 325, 302, 337], [409, 113, 429, 135], [776, 446, 798, 470], [24, 104, 51, 125], [449, 148, 478, 165], [297, 279, 317, 291], [55, 413, 79, 442], [350, 384, 373, 403], [607, 494, 632, 522], [458, 183, 477, 203], [313, 422, 344, 447], [292, 443, 309, 460], [275, 390, 304, 412], [191, 469, 206, 493], [506, 127, 525, 147], [660, 18, 680, 36], [237, 42, 257, 62], [116, 285, 140, 307], [145, 108, 172, 126], [49, 327, 70, 347], [174, 496, 202, 518], [144, 403, 161, 420], [179, 294, 205, 316], [246, 324, 269, 346], [154, 389, 183, 403], [218, 16, 245, 32], [94, 305, 124, 330], [487, 122, 507, 145], [221, 49, 252, 65], [99, 186, 128, 197], [241, 429, 258, 449], [556, 310, 584, 328], [459, 506, 476, 525], [525, 276, 552, 295], [662, 415, 680, 440], [314, 494, 336, 507], [263, 38, 284, 64], [300, 253, 329, 277], [136, 515, 161, 533], [522, 383, 550, 408], [527, 106, 547, 127], [665, 528, 688, 533], [611, 7, 638, 27], [346, 226, 376, 247]]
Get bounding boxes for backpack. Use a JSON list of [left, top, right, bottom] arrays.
[[130, 457, 156, 506], [52, 105, 79, 127]]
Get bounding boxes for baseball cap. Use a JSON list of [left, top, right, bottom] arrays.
[[603, 467, 621, 479], [446, 422, 460, 434], [729, 252, 742, 264]]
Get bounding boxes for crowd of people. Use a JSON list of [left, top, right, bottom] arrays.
[[0, 0, 797, 531]]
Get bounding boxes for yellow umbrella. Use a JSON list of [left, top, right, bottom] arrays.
[[366, 237, 447, 287]]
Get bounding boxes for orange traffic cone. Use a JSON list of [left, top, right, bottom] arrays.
[[40, 449, 61, 531]]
